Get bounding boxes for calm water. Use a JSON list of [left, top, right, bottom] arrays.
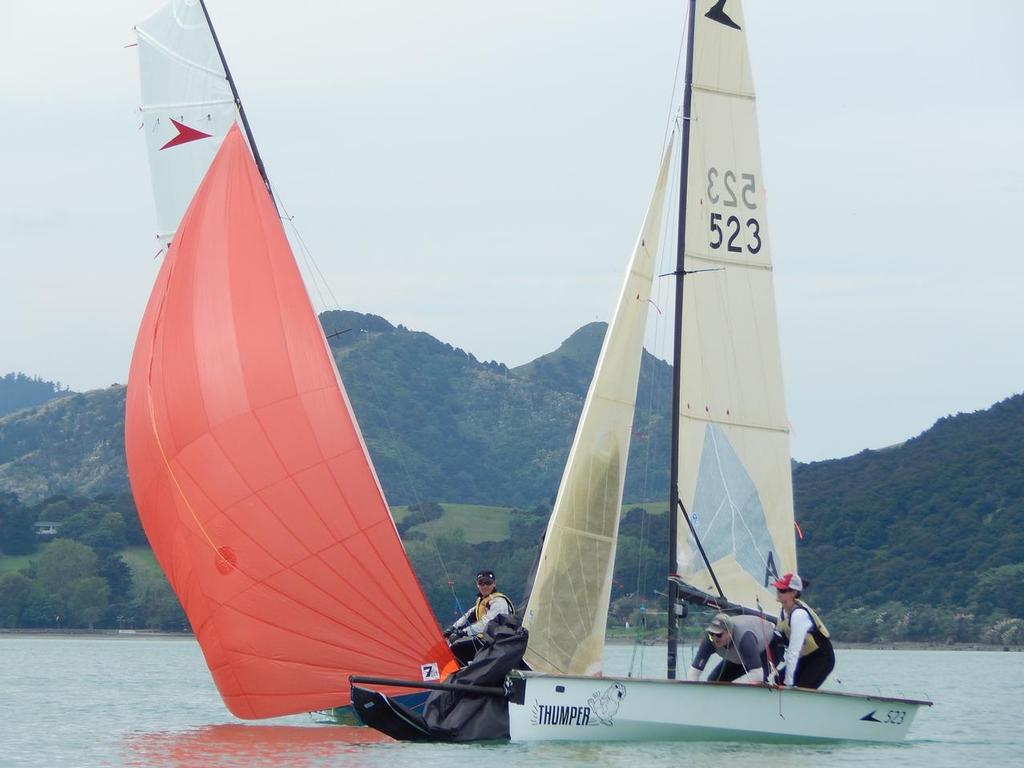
[[1, 635, 1020, 767]]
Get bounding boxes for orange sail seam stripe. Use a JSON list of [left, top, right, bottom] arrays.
[[205, 615, 424, 673], [210, 569, 437, 661], [344, 521, 446, 643], [144, 441, 439, 658], [141, 384, 257, 715], [141, 400, 436, 655], [145, 372, 228, 568]]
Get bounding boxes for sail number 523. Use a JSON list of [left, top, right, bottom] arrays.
[[710, 213, 761, 254], [707, 167, 761, 254], [707, 168, 757, 209]]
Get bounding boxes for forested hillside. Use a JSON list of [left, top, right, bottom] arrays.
[[0, 386, 127, 502], [324, 312, 672, 507], [793, 394, 1024, 644], [0, 312, 668, 508], [0, 314, 1021, 643]]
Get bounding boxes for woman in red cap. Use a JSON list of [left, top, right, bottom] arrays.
[[773, 572, 835, 688]]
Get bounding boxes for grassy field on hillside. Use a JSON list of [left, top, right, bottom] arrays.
[[0, 550, 40, 574], [390, 501, 666, 545], [621, 502, 669, 515], [120, 546, 162, 581], [0, 544, 162, 580], [1, 500, 663, 576], [393, 503, 513, 543]]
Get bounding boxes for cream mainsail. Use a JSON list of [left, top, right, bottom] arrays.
[[526, 0, 796, 674], [523, 138, 674, 675], [675, 0, 796, 612]]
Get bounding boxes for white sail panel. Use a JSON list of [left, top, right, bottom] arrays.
[[692, 0, 754, 98], [524, 139, 674, 675], [137, 0, 239, 243], [675, 0, 796, 613]]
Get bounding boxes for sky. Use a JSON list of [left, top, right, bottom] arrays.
[[1, 0, 1021, 463]]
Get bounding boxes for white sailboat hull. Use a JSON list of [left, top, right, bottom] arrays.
[[508, 672, 930, 743]]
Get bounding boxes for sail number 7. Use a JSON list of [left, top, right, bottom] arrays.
[[707, 167, 762, 255]]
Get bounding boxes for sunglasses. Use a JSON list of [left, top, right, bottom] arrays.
[[708, 631, 724, 641], [477, 579, 495, 586]]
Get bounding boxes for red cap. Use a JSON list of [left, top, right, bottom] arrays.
[[773, 573, 803, 591]]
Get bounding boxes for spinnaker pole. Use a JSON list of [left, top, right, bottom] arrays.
[[667, 0, 697, 681]]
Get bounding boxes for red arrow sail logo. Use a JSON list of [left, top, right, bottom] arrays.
[[160, 118, 214, 150]]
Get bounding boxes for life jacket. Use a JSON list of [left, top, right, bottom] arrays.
[[472, 591, 515, 636], [778, 599, 831, 657]]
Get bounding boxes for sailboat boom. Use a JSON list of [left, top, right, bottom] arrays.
[[677, 498, 725, 600]]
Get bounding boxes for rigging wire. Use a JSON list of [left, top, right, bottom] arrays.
[[273, 189, 341, 312], [626, 0, 690, 675], [627, 141, 684, 679], [271, 181, 466, 620], [358, 349, 465, 619], [638, 5, 691, 677], [628, 142, 680, 680]]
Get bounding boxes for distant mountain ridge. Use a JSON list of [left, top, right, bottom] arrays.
[[2, 316, 1021, 642], [318, 311, 671, 507], [1, 311, 1020, 529], [0, 373, 73, 417], [793, 393, 1024, 620], [0, 311, 669, 507], [0, 386, 126, 503]]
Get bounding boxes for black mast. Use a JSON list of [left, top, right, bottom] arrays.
[[197, 0, 277, 210], [666, 0, 697, 681]]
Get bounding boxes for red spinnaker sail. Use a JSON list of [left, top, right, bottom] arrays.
[[125, 125, 452, 719]]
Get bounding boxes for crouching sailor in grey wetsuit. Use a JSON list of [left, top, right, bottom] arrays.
[[687, 612, 777, 684]]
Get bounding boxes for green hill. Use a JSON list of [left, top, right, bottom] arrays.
[[512, 321, 673, 504], [1, 313, 1022, 643], [0, 373, 73, 417], [0, 310, 670, 509], [0, 386, 128, 503], [512, 321, 609, 396], [793, 393, 1024, 643]]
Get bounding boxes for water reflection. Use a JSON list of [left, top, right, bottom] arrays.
[[122, 724, 391, 768]]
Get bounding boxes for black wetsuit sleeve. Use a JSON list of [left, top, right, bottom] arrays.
[[691, 636, 715, 671]]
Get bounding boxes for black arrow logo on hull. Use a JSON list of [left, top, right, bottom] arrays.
[[861, 710, 882, 722]]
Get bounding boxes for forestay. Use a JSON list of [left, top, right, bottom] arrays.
[[136, 0, 239, 243], [523, 139, 674, 675], [125, 126, 452, 719], [675, 0, 796, 611]]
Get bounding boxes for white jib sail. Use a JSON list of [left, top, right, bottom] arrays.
[[524, 137, 675, 675], [136, 0, 240, 244], [675, 0, 797, 614]]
